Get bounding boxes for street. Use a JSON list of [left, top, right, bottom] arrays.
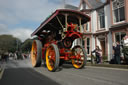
[[0, 59, 128, 85]]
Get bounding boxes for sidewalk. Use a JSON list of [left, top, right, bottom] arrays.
[[0, 61, 5, 73], [0, 64, 3, 73], [0, 61, 6, 80], [0, 66, 2, 73], [86, 62, 128, 69]]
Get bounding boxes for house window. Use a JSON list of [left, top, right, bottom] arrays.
[[115, 32, 126, 45], [112, 0, 125, 23], [86, 38, 90, 54], [82, 39, 85, 48], [98, 8, 105, 29], [86, 22, 90, 31]]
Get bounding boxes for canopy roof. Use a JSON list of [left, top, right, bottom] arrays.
[[31, 9, 90, 36]]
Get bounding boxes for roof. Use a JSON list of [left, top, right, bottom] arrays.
[[31, 9, 90, 36], [87, 0, 104, 9], [64, 4, 78, 10]]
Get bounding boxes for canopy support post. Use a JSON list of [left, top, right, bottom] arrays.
[[65, 14, 68, 32], [56, 16, 64, 29], [79, 17, 82, 33]]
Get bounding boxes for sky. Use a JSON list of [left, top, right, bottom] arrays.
[[0, 0, 106, 42], [0, 0, 80, 42]]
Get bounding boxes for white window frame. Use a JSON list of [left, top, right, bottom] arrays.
[[115, 32, 126, 45], [86, 37, 90, 54], [112, 0, 125, 23], [98, 8, 105, 29], [86, 22, 90, 31]]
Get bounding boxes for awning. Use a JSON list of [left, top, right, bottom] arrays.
[[31, 9, 90, 36]]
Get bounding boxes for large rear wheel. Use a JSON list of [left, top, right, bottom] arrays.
[[46, 44, 60, 72], [72, 45, 86, 69], [31, 40, 42, 67]]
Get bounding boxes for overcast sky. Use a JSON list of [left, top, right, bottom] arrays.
[[0, 0, 79, 42], [0, 0, 106, 42]]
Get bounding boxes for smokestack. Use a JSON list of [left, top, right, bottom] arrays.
[[63, 0, 66, 8]]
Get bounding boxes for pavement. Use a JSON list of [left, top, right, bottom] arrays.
[[0, 59, 128, 85], [0, 59, 60, 85], [86, 62, 128, 69], [0, 62, 5, 80], [34, 64, 128, 85]]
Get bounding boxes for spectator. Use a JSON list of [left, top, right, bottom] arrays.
[[113, 41, 121, 64], [92, 46, 102, 64], [14, 52, 17, 60]]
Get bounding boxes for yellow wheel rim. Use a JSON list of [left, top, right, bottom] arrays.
[[72, 47, 85, 69], [31, 41, 37, 67], [46, 46, 56, 71]]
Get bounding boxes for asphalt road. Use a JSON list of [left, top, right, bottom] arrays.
[[0, 59, 60, 85], [0, 58, 128, 85]]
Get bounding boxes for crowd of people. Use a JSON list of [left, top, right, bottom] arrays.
[[0, 52, 29, 62], [91, 40, 128, 65]]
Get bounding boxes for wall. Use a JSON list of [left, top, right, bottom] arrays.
[[91, 11, 97, 32], [104, 4, 111, 30], [107, 32, 113, 61], [125, 0, 128, 22]]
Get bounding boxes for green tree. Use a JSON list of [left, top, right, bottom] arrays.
[[21, 38, 33, 53], [0, 35, 21, 54]]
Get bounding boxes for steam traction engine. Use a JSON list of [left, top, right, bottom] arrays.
[[31, 9, 90, 72]]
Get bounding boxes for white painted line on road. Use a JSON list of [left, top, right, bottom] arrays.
[[0, 67, 5, 80], [86, 66, 128, 71]]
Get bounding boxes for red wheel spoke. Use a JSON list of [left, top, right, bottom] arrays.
[[72, 46, 86, 69]]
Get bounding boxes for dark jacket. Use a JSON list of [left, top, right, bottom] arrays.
[[92, 49, 100, 57], [113, 45, 121, 55]]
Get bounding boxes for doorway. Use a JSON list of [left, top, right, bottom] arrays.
[[100, 40, 105, 56]]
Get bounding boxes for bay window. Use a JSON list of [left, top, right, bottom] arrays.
[[98, 8, 105, 29], [112, 0, 125, 23]]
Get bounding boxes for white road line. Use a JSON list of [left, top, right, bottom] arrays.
[[86, 66, 128, 71], [0, 67, 5, 80]]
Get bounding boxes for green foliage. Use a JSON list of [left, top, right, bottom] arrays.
[[122, 46, 128, 58], [0, 35, 21, 54], [21, 38, 33, 53], [102, 55, 108, 61], [122, 46, 128, 54], [0, 34, 34, 54]]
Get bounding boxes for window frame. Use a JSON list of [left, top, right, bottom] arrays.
[[85, 22, 90, 32], [115, 32, 126, 45], [97, 8, 105, 29], [112, 0, 125, 23], [86, 37, 90, 54]]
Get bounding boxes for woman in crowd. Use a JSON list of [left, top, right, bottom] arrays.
[[92, 46, 102, 64]]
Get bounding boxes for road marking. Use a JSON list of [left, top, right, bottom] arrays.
[[86, 66, 128, 71], [0, 67, 5, 80]]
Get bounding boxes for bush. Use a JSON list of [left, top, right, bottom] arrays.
[[122, 46, 128, 64], [102, 55, 108, 61]]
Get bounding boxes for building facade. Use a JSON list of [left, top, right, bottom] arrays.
[[77, 0, 128, 61], [63, 0, 128, 61]]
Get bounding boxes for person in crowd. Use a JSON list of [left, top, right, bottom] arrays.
[[4, 53, 8, 62], [14, 52, 17, 60], [92, 46, 102, 64], [113, 41, 121, 64]]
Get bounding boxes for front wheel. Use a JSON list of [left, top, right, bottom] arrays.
[[46, 44, 60, 72], [72, 45, 86, 69], [31, 40, 42, 67]]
